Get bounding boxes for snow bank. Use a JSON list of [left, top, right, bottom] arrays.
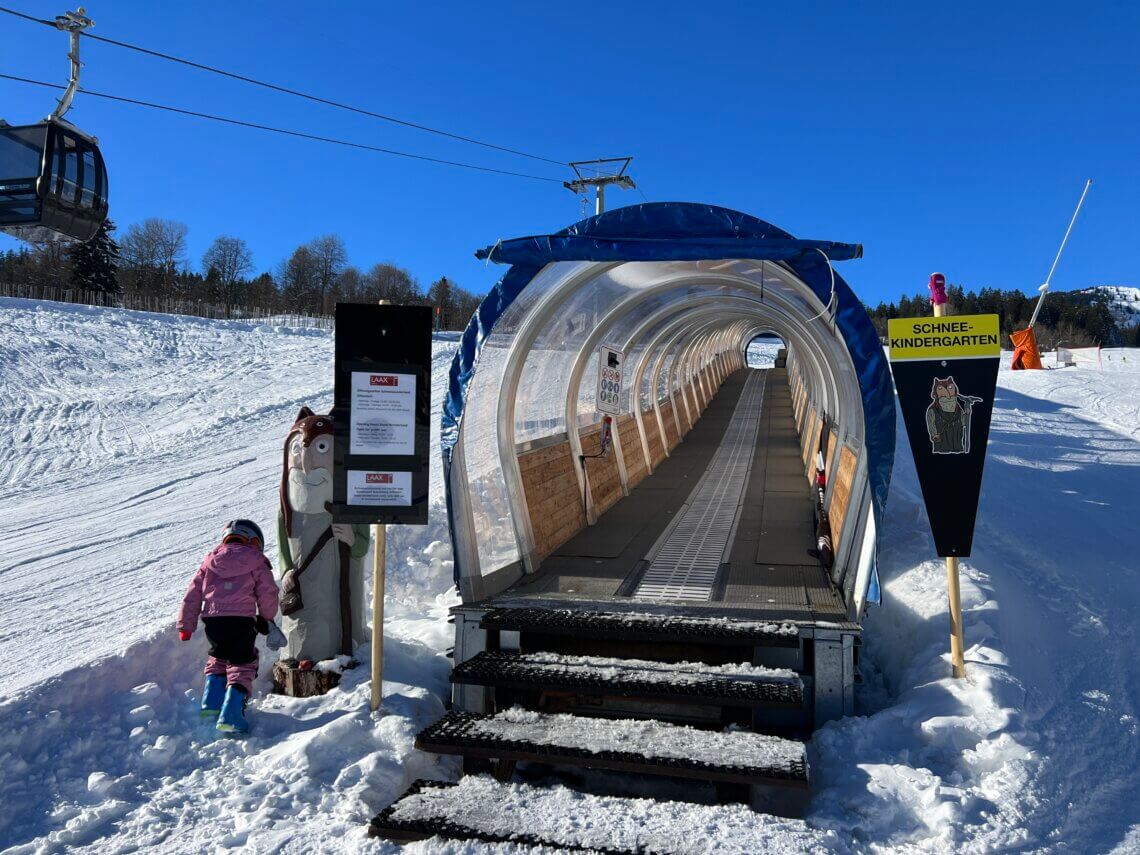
[[808, 358, 1140, 850], [0, 297, 460, 698]]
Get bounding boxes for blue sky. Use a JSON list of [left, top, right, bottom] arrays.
[[1, 1, 1135, 304]]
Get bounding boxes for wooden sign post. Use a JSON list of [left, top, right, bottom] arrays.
[[370, 523, 386, 711], [330, 303, 432, 712], [888, 309, 1000, 679], [929, 280, 965, 678]]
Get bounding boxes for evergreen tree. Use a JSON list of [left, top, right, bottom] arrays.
[[67, 218, 121, 293], [427, 276, 454, 328]]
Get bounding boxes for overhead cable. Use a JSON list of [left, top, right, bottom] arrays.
[[0, 4, 568, 167], [0, 73, 564, 183]]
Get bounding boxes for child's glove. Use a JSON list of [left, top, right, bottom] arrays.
[[265, 621, 287, 651], [178, 630, 192, 641]]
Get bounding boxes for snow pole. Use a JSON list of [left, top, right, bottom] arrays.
[[1040, 179, 1093, 302], [1030, 179, 1094, 331], [930, 280, 967, 679], [1027, 283, 1050, 330], [370, 523, 386, 711]]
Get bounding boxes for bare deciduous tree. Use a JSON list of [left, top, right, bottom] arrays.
[[119, 218, 188, 298], [334, 266, 364, 304], [307, 234, 347, 313], [278, 245, 318, 312], [202, 235, 254, 313], [363, 262, 421, 305]]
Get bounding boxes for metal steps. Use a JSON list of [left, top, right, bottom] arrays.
[[415, 710, 809, 787], [369, 779, 628, 852], [452, 650, 804, 708], [370, 775, 824, 852], [480, 606, 801, 647]]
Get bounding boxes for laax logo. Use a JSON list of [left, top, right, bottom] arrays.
[[370, 375, 398, 387], [926, 376, 984, 455], [365, 473, 393, 484]]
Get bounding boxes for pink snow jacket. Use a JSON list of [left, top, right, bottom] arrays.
[[178, 543, 279, 634]]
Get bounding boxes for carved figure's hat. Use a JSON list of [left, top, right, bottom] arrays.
[[281, 406, 335, 535]]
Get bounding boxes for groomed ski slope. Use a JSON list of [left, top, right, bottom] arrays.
[[1, 298, 1138, 853]]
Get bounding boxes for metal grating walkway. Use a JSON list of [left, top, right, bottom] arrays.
[[633, 371, 767, 601]]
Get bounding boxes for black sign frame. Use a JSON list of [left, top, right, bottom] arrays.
[[331, 303, 432, 526], [892, 356, 999, 557]]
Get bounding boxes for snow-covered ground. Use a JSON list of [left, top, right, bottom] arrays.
[[746, 336, 783, 368], [1, 298, 1138, 852]]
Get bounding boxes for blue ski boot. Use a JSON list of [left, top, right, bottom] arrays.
[[200, 674, 227, 718], [216, 685, 249, 734]]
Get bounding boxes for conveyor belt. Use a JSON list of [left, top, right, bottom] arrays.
[[634, 370, 766, 601]]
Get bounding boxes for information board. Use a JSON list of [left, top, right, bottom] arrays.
[[888, 314, 1000, 557], [350, 370, 417, 456], [331, 303, 431, 525], [596, 346, 623, 416]]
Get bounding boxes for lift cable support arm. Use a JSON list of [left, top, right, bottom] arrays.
[[48, 7, 94, 122]]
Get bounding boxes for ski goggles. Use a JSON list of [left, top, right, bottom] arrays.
[[222, 532, 263, 549]]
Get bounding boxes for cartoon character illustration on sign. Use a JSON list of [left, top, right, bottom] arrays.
[[925, 377, 984, 454], [278, 408, 371, 662]]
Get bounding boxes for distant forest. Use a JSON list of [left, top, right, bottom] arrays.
[[2, 217, 1136, 345], [866, 284, 1139, 348], [0, 218, 483, 330]]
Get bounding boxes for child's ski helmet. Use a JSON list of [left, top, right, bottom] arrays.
[[222, 519, 264, 549]]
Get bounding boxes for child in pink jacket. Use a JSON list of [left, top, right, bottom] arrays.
[[178, 519, 279, 733]]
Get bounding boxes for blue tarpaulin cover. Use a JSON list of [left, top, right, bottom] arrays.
[[442, 202, 893, 603]]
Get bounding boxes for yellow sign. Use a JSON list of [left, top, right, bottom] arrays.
[[887, 314, 1001, 361]]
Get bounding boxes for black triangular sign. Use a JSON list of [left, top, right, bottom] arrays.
[[888, 315, 1002, 557]]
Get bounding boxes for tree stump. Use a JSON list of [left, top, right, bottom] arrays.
[[271, 660, 342, 697]]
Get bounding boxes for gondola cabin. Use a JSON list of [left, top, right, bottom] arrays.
[[0, 118, 108, 243]]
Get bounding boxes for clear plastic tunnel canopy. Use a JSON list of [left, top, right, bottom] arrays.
[[441, 202, 894, 617]]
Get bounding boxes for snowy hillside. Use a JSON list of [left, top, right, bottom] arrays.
[[745, 335, 782, 368], [2, 299, 1139, 852], [1078, 284, 1140, 327]]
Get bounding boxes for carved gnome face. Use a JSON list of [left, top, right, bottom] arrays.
[[933, 378, 959, 413], [283, 408, 334, 515]]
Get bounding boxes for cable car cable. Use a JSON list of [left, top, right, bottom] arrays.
[[0, 4, 569, 168], [0, 73, 565, 183]]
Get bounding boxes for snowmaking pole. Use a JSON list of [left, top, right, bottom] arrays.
[[1040, 179, 1093, 310], [1013, 180, 1092, 368], [928, 273, 966, 679]]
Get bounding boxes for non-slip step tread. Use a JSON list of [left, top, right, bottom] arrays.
[[453, 650, 803, 707], [480, 606, 801, 646], [369, 779, 624, 852], [371, 775, 826, 852], [415, 710, 809, 786]]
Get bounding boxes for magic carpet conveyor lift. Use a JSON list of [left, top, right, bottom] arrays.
[[372, 202, 896, 849]]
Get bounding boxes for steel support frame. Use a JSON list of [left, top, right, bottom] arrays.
[[812, 628, 856, 726]]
